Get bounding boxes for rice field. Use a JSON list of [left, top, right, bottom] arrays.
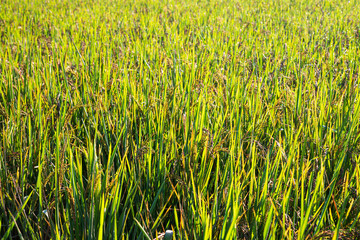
[[1, 0, 360, 239]]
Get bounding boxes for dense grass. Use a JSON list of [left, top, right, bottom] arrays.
[[1, 0, 360, 239]]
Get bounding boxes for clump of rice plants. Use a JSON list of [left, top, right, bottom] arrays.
[[0, 0, 360, 239]]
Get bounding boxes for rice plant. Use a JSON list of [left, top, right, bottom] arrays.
[[0, 0, 360, 239]]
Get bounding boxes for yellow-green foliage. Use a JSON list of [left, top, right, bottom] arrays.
[[0, 0, 360, 239]]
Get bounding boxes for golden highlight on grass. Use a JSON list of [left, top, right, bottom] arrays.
[[0, 0, 360, 239]]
